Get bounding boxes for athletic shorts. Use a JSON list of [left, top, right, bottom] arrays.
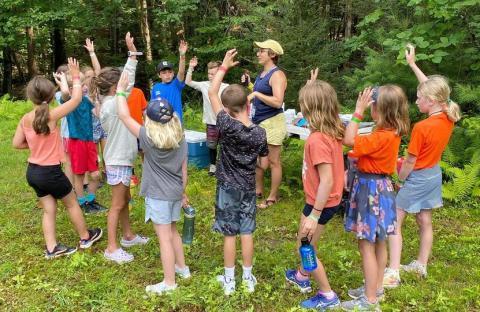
[[145, 197, 182, 225], [259, 113, 287, 146], [26, 163, 72, 199], [67, 139, 98, 174], [106, 165, 132, 187], [303, 203, 340, 225]]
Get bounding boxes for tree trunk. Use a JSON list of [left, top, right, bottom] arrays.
[[26, 26, 38, 78], [11, 52, 25, 82], [345, 0, 352, 39], [1, 46, 13, 96], [138, 0, 153, 63], [51, 25, 66, 71]]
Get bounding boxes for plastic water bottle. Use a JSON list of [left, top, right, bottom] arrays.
[[182, 205, 195, 244], [299, 237, 317, 272]]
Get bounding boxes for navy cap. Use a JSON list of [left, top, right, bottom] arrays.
[[157, 60, 174, 72], [146, 98, 174, 124]]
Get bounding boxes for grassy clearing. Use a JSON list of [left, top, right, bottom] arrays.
[[0, 99, 479, 311]]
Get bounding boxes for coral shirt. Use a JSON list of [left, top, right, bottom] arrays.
[[351, 129, 401, 175], [127, 87, 147, 125], [21, 117, 65, 165], [302, 132, 345, 208], [408, 113, 454, 170]]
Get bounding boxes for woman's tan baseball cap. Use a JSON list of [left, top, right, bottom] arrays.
[[254, 39, 284, 55]]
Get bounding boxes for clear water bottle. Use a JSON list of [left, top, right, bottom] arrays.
[[299, 237, 317, 272], [182, 205, 195, 245]]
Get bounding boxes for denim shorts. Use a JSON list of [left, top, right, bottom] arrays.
[[213, 184, 256, 235], [303, 203, 340, 225], [145, 197, 182, 225], [106, 165, 132, 187]]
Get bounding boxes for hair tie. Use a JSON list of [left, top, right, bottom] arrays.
[[41, 101, 48, 105], [447, 97, 452, 104]]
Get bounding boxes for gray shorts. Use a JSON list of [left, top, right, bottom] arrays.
[[213, 184, 256, 235], [145, 197, 182, 225]]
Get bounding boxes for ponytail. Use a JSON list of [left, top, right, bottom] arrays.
[[445, 99, 461, 123], [26, 76, 56, 135], [33, 102, 51, 135]]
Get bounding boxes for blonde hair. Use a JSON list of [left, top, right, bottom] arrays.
[[207, 61, 221, 69], [375, 85, 410, 136], [145, 114, 183, 149], [298, 80, 344, 140], [418, 75, 461, 123]]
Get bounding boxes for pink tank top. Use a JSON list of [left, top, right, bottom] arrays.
[[22, 117, 65, 165]]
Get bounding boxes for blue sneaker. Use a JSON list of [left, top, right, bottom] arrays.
[[301, 292, 340, 310], [285, 269, 312, 293]]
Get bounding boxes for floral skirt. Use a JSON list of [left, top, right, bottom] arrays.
[[344, 172, 396, 243]]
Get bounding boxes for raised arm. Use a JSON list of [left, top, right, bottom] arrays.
[[177, 40, 188, 82], [84, 38, 101, 76], [208, 49, 239, 115], [123, 32, 138, 94], [50, 58, 82, 121], [185, 56, 197, 86], [116, 71, 141, 138], [406, 44, 428, 83], [343, 87, 373, 147], [250, 70, 287, 108]]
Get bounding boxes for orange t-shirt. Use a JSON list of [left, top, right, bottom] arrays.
[[408, 113, 454, 170], [351, 129, 401, 175], [302, 132, 345, 208], [127, 87, 147, 125]]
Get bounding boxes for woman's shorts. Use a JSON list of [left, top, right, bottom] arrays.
[[303, 203, 340, 225], [259, 113, 287, 146], [344, 172, 397, 243], [67, 139, 98, 174], [26, 163, 72, 199], [145, 197, 182, 225], [106, 165, 132, 187], [206, 124, 219, 149], [396, 165, 443, 214], [213, 184, 256, 235]]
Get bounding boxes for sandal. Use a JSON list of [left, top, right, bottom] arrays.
[[256, 192, 263, 199], [257, 199, 278, 209]]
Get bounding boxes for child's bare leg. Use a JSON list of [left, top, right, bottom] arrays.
[[358, 239, 378, 303], [61, 191, 89, 240], [73, 173, 86, 199], [255, 166, 265, 196], [416, 210, 433, 265], [240, 234, 253, 267], [388, 208, 407, 269], [63, 154, 73, 185], [87, 170, 101, 195], [107, 184, 127, 252], [154, 223, 176, 285], [171, 222, 186, 268], [39, 195, 58, 251], [119, 188, 135, 240], [224, 235, 236, 268], [375, 240, 388, 290]]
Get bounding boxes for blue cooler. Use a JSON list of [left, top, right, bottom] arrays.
[[185, 130, 210, 169]]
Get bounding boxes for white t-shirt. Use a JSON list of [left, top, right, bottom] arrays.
[[186, 80, 228, 125]]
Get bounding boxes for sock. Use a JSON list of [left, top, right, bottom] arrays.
[[86, 193, 95, 203], [319, 290, 335, 300], [78, 196, 86, 205], [242, 265, 252, 279], [224, 267, 235, 281], [296, 269, 309, 281]]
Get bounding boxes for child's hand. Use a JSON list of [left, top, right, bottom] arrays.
[[189, 56, 198, 68], [116, 71, 129, 93], [405, 44, 416, 66], [306, 67, 319, 85], [125, 32, 136, 52], [241, 73, 250, 85], [355, 87, 374, 115], [222, 49, 240, 69], [181, 193, 189, 208], [179, 40, 188, 56], [53, 72, 66, 87], [67, 57, 80, 77], [84, 38, 95, 53], [300, 216, 318, 239]]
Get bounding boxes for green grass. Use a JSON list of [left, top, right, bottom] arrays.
[[1, 98, 479, 311]]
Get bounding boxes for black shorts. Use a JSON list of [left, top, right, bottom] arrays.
[[26, 163, 72, 199], [303, 203, 340, 225]]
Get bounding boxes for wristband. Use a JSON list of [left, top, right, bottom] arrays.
[[219, 65, 228, 73], [351, 116, 361, 124], [308, 214, 319, 222], [116, 92, 127, 97], [353, 112, 363, 121], [72, 83, 82, 88], [72, 75, 80, 80], [312, 206, 323, 212], [128, 51, 143, 56]]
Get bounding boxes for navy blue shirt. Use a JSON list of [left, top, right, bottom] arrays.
[[252, 67, 283, 124]]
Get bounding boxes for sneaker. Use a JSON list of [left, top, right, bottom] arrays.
[[175, 265, 191, 279], [285, 269, 312, 293], [401, 260, 427, 277], [104, 248, 134, 264], [348, 285, 385, 301], [208, 164, 216, 176], [383, 267, 400, 289], [216, 275, 236, 295], [86, 200, 107, 213], [120, 235, 150, 248], [45, 244, 77, 259], [300, 291, 340, 310], [146, 281, 177, 294], [341, 295, 381, 311], [242, 274, 257, 293], [130, 175, 140, 187], [79, 228, 103, 249]]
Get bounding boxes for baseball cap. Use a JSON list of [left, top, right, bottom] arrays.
[[254, 39, 284, 55], [146, 98, 174, 124], [157, 60, 174, 72]]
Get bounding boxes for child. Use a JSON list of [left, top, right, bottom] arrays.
[[208, 49, 269, 295], [383, 45, 461, 287], [151, 40, 188, 123], [93, 32, 149, 264], [116, 72, 190, 294], [186, 57, 229, 175], [341, 85, 410, 311], [12, 58, 102, 259], [127, 86, 148, 186], [285, 69, 344, 310]]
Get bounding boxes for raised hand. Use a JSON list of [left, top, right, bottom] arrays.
[[53, 72, 66, 87], [189, 56, 198, 68], [222, 49, 240, 69], [84, 38, 94, 53], [179, 40, 188, 56], [307, 67, 319, 85], [405, 44, 416, 66], [116, 71, 129, 93], [67, 57, 80, 77], [355, 87, 374, 114], [125, 32, 136, 52]]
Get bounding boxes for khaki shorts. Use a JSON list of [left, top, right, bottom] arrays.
[[259, 113, 287, 146]]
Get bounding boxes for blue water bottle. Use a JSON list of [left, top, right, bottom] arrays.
[[182, 205, 195, 244], [300, 237, 317, 272]]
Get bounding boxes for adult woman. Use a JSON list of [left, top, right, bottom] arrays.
[[249, 39, 287, 208]]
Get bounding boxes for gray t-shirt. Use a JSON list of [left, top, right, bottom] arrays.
[[139, 127, 187, 201]]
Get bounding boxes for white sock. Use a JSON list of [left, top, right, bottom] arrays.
[[224, 267, 235, 281], [242, 265, 252, 279]]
